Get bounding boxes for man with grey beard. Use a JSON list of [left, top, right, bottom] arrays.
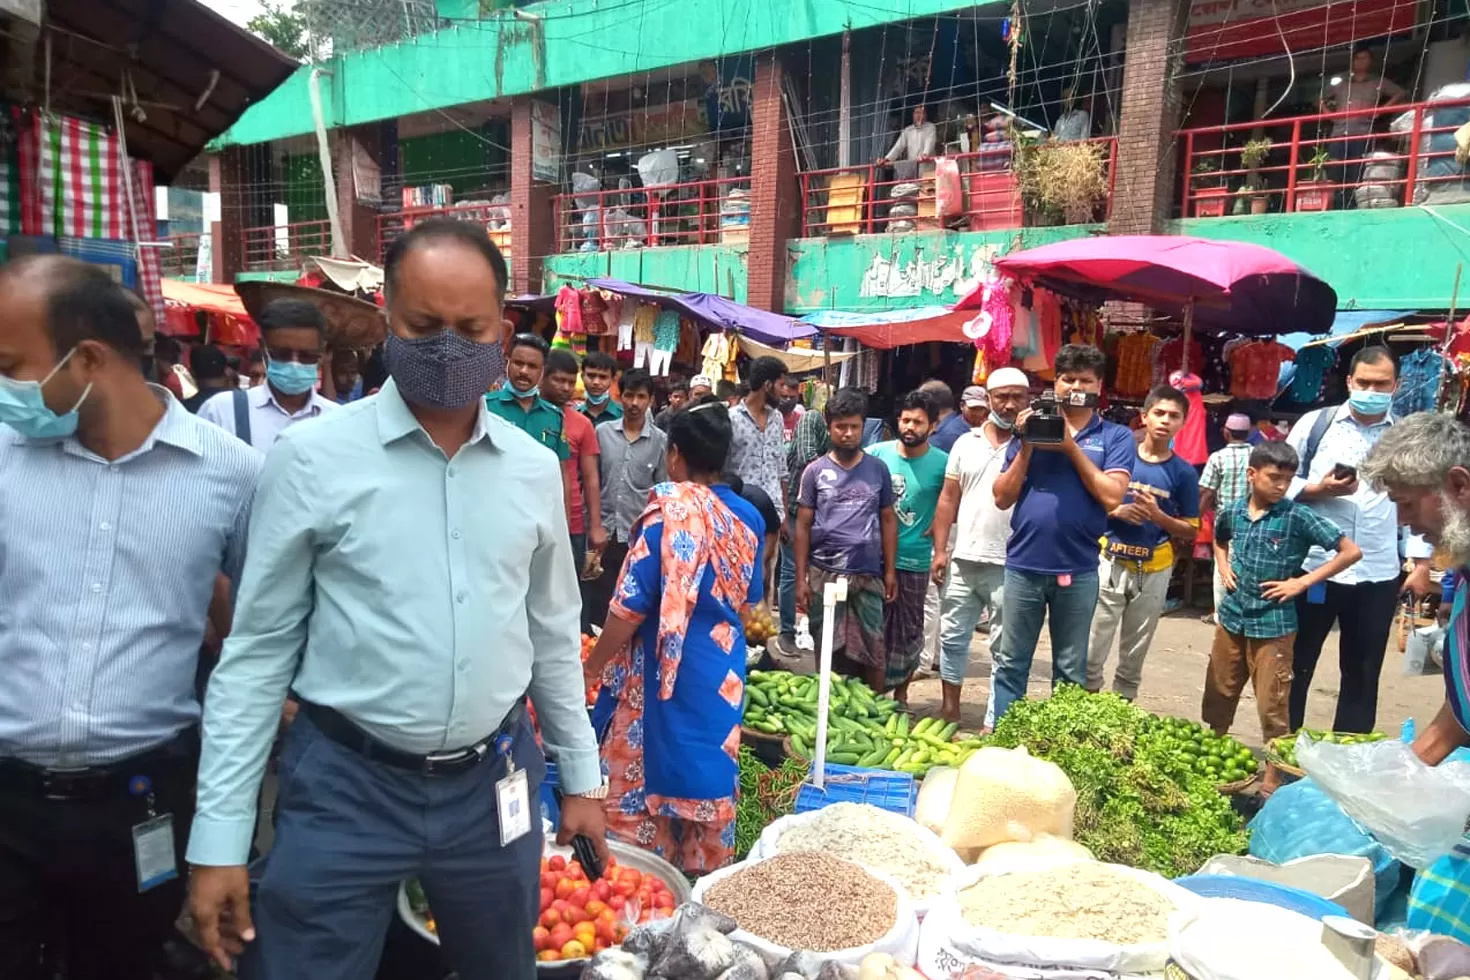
[[1361, 412, 1470, 766]]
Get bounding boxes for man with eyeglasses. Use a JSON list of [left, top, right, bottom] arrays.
[[198, 299, 336, 451]]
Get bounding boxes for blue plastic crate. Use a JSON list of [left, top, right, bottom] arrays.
[[793, 763, 917, 817], [540, 761, 561, 827]]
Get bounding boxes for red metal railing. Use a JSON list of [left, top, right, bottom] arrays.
[[159, 232, 204, 279], [798, 138, 1117, 237], [550, 176, 752, 252], [1178, 97, 1470, 217], [375, 200, 513, 263], [240, 219, 333, 271]]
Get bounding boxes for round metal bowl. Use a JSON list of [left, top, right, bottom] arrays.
[[396, 838, 691, 972]]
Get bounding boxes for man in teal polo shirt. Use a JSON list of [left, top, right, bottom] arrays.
[[486, 333, 569, 462], [579, 350, 623, 427]]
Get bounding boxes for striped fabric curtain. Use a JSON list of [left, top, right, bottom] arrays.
[[12, 108, 163, 321], [0, 105, 19, 235]]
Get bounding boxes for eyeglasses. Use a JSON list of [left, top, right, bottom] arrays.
[[265, 347, 322, 366]]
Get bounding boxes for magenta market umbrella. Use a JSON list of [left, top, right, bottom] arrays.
[[959, 235, 1337, 337]]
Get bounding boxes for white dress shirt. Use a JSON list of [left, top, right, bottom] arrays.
[[884, 122, 938, 163], [1287, 404, 1430, 584], [190, 379, 598, 866], [945, 426, 1015, 565], [197, 382, 336, 452], [0, 388, 261, 766]]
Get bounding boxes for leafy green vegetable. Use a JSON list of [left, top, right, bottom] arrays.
[[987, 686, 1249, 878]]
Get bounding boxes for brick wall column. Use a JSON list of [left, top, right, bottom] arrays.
[[746, 53, 801, 313], [1107, 0, 1191, 235], [332, 124, 387, 261], [509, 98, 554, 295], [208, 147, 248, 282]]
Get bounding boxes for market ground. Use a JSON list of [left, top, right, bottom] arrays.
[[907, 613, 1443, 747]]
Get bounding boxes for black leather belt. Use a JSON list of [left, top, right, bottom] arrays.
[[296, 697, 527, 777], [0, 728, 199, 802]]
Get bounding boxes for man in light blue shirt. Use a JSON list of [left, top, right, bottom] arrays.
[[0, 256, 261, 980], [188, 219, 605, 980]]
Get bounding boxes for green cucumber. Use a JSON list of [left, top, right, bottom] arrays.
[[895, 713, 910, 738]]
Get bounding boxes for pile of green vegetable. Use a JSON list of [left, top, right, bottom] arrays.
[[1148, 715, 1258, 784], [736, 746, 808, 860], [1271, 728, 1386, 769], [743, 669, 982, 775], [987, 686, 1249, 879]]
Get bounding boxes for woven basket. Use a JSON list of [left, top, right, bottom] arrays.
[[235, 281, 386, 348], [1266, 736, 1306, 778], [1217, 772, 1259, 795]]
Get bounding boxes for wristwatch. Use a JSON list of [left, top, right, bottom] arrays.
[[571, 780, 609, 800]]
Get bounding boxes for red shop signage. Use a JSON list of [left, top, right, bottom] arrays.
[[1186, 0, 1419, 64]]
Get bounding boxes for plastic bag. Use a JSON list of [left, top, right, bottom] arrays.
[[1168, 898, 1357, 980], [915, 768, 959, 836], [1247, 776, 1400, 920], [1406, 623, 1446, 676], [649, 916, 736, 979], [1297, 734, 1470, 868], [916, 861, 1198, 978], [940, 746, 1076, 851], [934, 158, 963, 218]]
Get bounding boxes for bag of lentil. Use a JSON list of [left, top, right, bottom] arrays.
[[747, 803, 964, 917], [690, 852, 920, 968], [917, 861, 1199, 979]]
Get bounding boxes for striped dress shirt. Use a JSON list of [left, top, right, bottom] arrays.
[[0, 388, 262, 767]]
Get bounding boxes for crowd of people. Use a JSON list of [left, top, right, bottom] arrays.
[[4, 215, 1470, 979]]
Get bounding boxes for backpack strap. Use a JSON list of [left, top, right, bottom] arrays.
[[1298, 405, 1337, 477], [232, 388, 253, 447]]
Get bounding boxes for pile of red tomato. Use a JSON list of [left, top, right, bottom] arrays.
[[534, 853, 676, 962]]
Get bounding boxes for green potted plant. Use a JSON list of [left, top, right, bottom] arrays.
[[1239, 137, 1272, 215], [1292, 147, 1333, 212], [1191, 157, 1230, 217]]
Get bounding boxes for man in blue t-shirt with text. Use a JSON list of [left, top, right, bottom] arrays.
[[990, 344, 1135, 722]]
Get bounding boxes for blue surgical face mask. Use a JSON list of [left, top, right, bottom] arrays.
[[1348, 388, 1393, 417], [990, 412, 1015, 431], [510, 382, 540, 399], [585, 389, 610, 405], [0, 348, 92, 440], [266, 357, 319, 396]]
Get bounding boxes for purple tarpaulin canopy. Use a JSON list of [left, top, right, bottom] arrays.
[[587, 278, 818, 346]]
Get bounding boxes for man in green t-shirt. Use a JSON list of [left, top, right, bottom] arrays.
[[485, 333, 570, 461], [869, 389, 949, 701]]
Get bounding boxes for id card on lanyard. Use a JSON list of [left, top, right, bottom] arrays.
[[494, 733, 532, 847], [128, 775, 178, 892]]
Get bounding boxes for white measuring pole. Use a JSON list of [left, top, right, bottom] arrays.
[[811, 576, 848, 791]]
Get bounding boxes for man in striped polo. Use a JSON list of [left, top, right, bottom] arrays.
[[0, 255, 261, 979]]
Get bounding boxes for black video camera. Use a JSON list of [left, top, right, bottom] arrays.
[[1024, 390, 1100, 444]]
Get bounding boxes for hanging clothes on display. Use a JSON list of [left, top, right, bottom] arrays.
[[1012, 291, 1040, 359], [616, 298, 639, 351], [579, 289, 609, 336], [675, 318, 701, 366], [648, 308, 679, 376], [1153, 335, 1206, 385], [1113, 332, 1162, 397], [555, 286, 585, 335], [594, 290, 622, 335], [1395, 347, 1445, 416], [963, 276, 1013, 383], [1227, 339, 1295, 400], [1288, 346, 1336, 404], [631, 302, 658, 367], [1034, 288, 1064, 365], [1169, 370, 1208, 465]]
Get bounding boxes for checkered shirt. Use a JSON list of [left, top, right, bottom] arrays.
[[1216, 498, 1345, 639]]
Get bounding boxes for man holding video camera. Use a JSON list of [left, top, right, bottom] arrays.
[[990, 344, 1134, 723]]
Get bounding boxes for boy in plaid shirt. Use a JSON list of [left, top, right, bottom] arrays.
[[1203, 442, 1362, 767]]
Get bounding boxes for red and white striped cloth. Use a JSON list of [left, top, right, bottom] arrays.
[[14, 109, 163, 321]]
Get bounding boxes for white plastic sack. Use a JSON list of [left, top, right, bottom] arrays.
[[940, 746, 1076, 851], [1405, 623, 1446, 676], [1197, 853, 1374, 925], [971, 837, 1095, 877], [747, 804, 964, 917], [915, 768, 959, 836], [637, 149, 680, 189], [1168, 898, 1357, 980], [691, 856, 920, 967], [1297, 734, 1470, 868], [916, 861, 1198, 979]]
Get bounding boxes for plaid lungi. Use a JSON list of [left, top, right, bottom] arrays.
[[806, 567, 886, 669], [883, 570, 928, 690]]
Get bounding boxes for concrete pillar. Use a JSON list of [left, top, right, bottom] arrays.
[[746, 52, 801, 312], [509, 98, 554, 295], [332, 124, 388, 262], [1107, 0, 1192, 236], [208, 148, 249, 282]]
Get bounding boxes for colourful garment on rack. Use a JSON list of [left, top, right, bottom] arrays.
[[1288, 346, 1336, 404], [1114, 332, 1162, 397], [632, 303, 658, 344], [652, 308, 680, 352], [1396, 348, 1446, 416], [971, 277, 1014, 365], [1035, 288, 1063, 365], [1228, 341, 1294, 400], [1153, 336, 1206, 385], [555, 286, 585, 336], [578, 289, 608, 335], [1169, 371, 1208, 466]]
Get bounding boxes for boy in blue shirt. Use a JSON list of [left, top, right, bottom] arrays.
[[1087, 385, 1201, 700], [991, 345, 1135, 723]]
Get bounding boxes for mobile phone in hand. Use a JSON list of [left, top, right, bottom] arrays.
[[1331, 463, 1357, 481]]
